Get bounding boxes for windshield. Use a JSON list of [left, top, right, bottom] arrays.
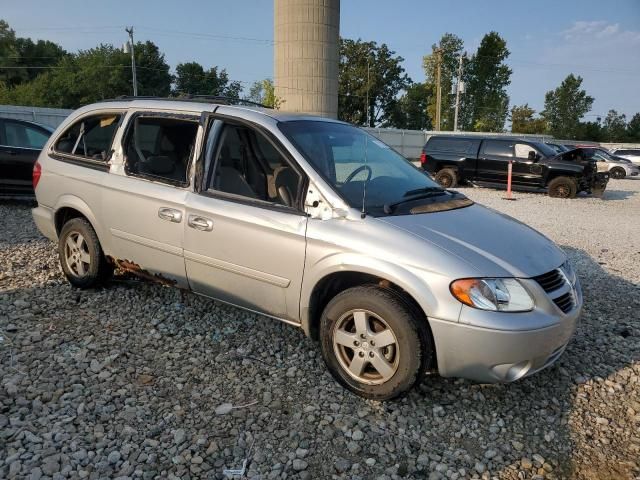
[[279, 120, 442, 212]]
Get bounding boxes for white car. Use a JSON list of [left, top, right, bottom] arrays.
[[610, 148, 640, 166]]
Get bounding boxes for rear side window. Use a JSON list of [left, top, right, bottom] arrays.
[[427, 137, 477, 154], [55, 113, 122, 161], [617, 149, 640, 155], [482, 140, 513, 157], [3, 121, 50, 149], [124, 116, 199, 186]]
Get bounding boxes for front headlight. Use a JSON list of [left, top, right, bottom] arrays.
[[450, 278, 534, 312]]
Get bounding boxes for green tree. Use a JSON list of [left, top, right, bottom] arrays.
[[602, 109, 627, 142], [173, 61, 241, 98], [385, 82, 432, 129], [460, 32, 512, 132], [245, 78, 283, 108], [422, 33, 463, 131], [0, 19, 68, 87], [626, 113, 640, 142], [0, 41, 171, 108], [338, 38, 411, 126], [510, 104, 547, 134], [542, 74, 594, 139], [575, 121, 604, 142]]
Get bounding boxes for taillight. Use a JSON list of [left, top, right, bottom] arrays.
[[33, 161, 42, 190], [420, 152, 428, 165]]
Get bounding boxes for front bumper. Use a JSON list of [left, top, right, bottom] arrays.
[[429, 279, 582, 383]]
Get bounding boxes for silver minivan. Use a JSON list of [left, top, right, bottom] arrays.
[[32, 98, 582, 400]]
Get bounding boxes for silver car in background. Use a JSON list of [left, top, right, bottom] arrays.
[[610, 148, 640, 166], [31, 98, 582, 399]]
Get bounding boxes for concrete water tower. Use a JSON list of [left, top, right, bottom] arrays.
[[274, 0, 340, 118]]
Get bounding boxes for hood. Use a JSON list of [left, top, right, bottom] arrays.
[[378, 204, 565, 278]]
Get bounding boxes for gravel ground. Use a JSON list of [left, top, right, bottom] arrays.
[[1, 179, 639, 480]]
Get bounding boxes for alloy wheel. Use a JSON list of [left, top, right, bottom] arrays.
[[64, 231, 91, 277], [332, 309, 399, 385]]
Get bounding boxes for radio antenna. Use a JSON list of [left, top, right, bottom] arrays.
[[361, 134, 368, 219]]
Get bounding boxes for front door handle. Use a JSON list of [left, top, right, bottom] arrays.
[[188, 215, 213, 232], [158, 207, 183, 223]]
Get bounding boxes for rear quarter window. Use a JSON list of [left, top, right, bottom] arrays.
[[426, 137, 477, 155], [54, 113, 122, 161]]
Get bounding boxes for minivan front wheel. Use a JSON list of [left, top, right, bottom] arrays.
[[320, 286, 430, 400], [58, 218, 112, 288]]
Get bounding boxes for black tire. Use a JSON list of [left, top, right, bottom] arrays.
[[319, 285, 431, 400], [610, 167, 626, 179], [58, 218, 113, 288], [547, 176, 577, 199], [434, 168, 457, 188]]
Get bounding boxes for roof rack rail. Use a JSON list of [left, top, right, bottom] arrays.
[[106, 95, 271, 109]]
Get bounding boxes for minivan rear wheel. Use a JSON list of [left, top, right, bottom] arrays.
[[547, 176, 577, 199], [58, 218, 112, 288], [435, 168, 457, 188], [319, 285, 430, 400]]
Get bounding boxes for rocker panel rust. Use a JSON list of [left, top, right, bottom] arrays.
[[107, 256, 178, 287]]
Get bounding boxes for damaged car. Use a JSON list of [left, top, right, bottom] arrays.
[[32, 98, 582, 399], [422, 136, 609, 198]]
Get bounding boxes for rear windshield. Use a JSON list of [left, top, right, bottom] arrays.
[[426, 137, 478, 155]]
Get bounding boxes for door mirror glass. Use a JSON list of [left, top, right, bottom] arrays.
[[528, 150, 537, 161]]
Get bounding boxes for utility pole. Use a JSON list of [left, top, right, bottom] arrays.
[[453, 52, 465, 131], [434, 48, 442, 131], [125, 27, 138, 96]]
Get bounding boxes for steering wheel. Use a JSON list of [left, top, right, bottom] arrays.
[[344, 165, 373, 183]]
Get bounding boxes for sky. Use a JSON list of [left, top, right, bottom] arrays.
[[3, 0, 640, 120]]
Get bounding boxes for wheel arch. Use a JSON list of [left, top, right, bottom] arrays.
[[53, 195, 108, 252], [301, 258, 437, 338]]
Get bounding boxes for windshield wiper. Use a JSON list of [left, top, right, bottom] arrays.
[[383, 189, 447, 214]]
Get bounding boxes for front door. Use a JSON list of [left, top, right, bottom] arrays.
[[184, 119, 307, 321], [102, 112, 200, 288], [512, 143, 544, 187]]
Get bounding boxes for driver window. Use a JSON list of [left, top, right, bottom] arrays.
[[515, 143, 537, 160], [209, 124, 302, 209]]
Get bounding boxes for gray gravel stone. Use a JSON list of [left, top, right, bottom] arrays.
[[1, 181, 639, 479]]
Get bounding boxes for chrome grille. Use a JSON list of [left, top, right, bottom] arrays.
[[533, 269, 565, 293], [552, 292, 574, 313]]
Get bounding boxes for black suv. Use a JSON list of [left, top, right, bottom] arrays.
[[421, 136, 609, 198]]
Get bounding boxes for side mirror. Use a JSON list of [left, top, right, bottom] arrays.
[[527, 151, 537, 161]]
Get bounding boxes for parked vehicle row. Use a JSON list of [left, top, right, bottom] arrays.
[[32, 98, 583, 399], [421, 135, 610, 198]]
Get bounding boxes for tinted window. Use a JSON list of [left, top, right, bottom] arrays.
[[482, 140, 513, 157], [55, 114, 121, 160], [209, 124, 302, 208], [427, 137, 477, 154], [3, 121, 50, 149], [124, 116, 198, 185]]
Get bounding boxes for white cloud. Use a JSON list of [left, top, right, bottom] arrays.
[[563, 20, 640, 42]]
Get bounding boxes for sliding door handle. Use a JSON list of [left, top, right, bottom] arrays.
[[188, 215, 213, 232]]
